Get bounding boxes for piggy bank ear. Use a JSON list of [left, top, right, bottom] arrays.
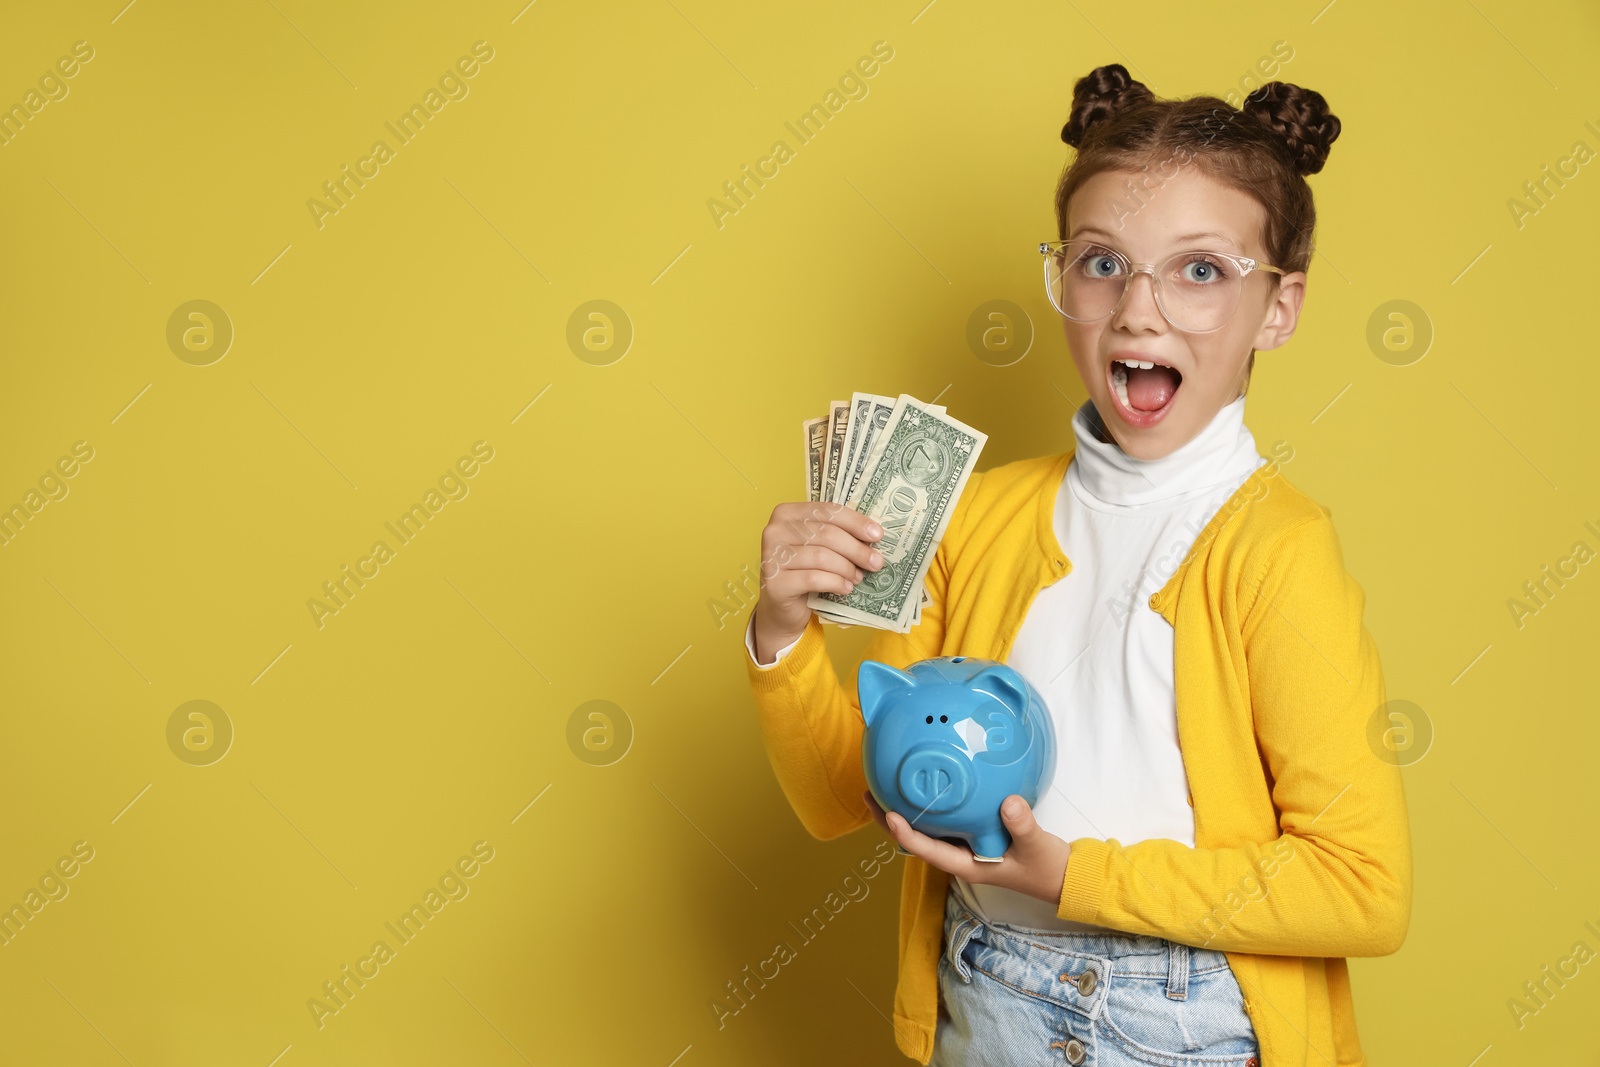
[[857, 660, 915, 727], [968, 665, 1027, 716]]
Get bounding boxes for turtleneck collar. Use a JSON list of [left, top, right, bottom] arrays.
[[1067, 394, 1263, 512]]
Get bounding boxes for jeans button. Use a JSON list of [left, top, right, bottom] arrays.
[[1075, 969, 1097, 996], [1064, 1038, 1086, 1064]]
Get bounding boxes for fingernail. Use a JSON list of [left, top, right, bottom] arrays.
[[867, 523, 883, 538]]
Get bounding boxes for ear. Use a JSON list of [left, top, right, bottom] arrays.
[[968, 664, 1027, 715], [857, 660, 915, 727], [1254, 271, 1305, 352]]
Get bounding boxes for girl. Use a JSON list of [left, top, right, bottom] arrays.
[[744, 64, 1411, 1066]]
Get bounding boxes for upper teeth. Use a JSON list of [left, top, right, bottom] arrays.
[[1111, 358, 1171, 412]]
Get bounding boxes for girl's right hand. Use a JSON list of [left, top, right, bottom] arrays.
[[752, 501, 886, 662]]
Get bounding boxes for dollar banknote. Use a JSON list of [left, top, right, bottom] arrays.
[[802, 416, 828, 502], [802, 393, 985, 632], [818, 401, 851, 505], [832, 393, 891, 508], [806, 393, 930, 627], [807, 394, 948, 509]]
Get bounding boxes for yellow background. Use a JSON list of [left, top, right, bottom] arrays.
[[1, 0, 1597, 1063]]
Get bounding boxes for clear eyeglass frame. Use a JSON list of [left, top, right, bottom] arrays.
[[1038, 239, 1287, 334]]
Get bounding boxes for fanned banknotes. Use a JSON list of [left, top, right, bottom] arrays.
[[802, 393, 985, 633]]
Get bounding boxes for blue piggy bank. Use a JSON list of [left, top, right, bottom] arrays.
[[858, 656, 1056, 861]]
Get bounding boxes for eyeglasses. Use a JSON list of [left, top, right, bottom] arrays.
[[1039, 239, 1286, 333]]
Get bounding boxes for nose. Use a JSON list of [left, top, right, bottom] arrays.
[[897, 748, 973, 814], [1110, 267, 1165, 333]]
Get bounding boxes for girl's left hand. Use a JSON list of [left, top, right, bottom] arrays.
[[864, 790, 1072, 908]]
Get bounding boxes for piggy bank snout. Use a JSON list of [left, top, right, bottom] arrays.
[[896, 747, 974, 814]]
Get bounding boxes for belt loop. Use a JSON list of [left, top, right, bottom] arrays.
[[946, 915, 982, 984], [1165, 940, 1190, 1001]]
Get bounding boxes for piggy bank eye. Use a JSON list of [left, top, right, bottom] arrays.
[[939, 715, 948, 723], [925, 715, 933, 724]]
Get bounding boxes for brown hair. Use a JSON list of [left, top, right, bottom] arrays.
[[1053, 64, 1341, 393]]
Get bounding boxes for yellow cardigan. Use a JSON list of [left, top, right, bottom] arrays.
[[743, 446, 1412, 1065]]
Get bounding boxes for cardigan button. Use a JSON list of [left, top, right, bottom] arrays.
[[1148, 593, 1160, 608]]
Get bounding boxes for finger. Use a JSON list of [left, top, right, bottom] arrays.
[[887, 812, 982, 872], [779, 544, 866, 586], [781, 521, 884, 575], [811, 500, 886, 547], [773, 502, 885, 563], [814, 517, 887, 572], [999, 795, 1037, 846], [778, 567, 857, 598], [863, 793, 912, 855], [760, 549, 861, 598]]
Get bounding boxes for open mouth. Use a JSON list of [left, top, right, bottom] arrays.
[[1109, 356, 1183, 425]]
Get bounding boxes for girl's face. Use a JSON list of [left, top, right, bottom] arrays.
[[1059, 166, 1306, 460]]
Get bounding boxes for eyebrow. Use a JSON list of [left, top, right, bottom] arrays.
[[1069, 226, 1244, 251]]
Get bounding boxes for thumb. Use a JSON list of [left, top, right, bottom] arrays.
[[1000, 795, 1036, 838]]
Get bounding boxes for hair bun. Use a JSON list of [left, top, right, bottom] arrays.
[[1060, 63, 1155, 148], [1238, 81, 1341, 176]]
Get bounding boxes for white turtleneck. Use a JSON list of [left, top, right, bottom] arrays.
[[747, 394, 1267, 933]]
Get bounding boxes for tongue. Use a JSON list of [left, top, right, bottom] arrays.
[[1125, 365, 1181, 412]]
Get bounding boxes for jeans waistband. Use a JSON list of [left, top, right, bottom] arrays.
[[942, 889, 1231, 1013]]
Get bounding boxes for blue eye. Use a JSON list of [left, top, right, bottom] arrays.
[[1085, 254, 1121, 278], [1178, 255, 1230, 284]]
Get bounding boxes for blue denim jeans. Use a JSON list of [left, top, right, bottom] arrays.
[[931, 888, 1261, 1067]]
